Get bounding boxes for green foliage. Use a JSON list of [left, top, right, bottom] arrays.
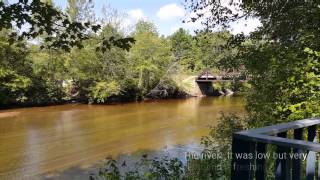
[[170, 28, 196, 71], [0, 0, 98, 51], [204, 113, 248, 146], [185, 0, 320, 125], [195, 31, 233, 70], [133, 21, 158, 36], [67, 0, 96, 22], [212, 83, 222, 92], [186, 114, 248, 179], [0, 0, 134, 52], [90, 156, 185, 180], [170, 29, 236, 72], [0, 17, 189, 107], [0, 68, 31, 105], [129, 20, 173, 93], [233, 81, 251, 95], [89, 81, 121, 103], [0, 30, 32, 105], [240, 43, 320, 126], [0, 1, 244, 108], [212, 81, 238, 95]]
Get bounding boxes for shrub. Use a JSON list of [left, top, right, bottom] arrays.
[[89, 81, 121, 103]]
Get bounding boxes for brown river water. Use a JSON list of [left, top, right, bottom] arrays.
[[0, 97, 244, 180]]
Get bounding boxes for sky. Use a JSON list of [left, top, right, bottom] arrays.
[[53, 0, 261, 36]]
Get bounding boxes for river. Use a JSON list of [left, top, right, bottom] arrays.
[[0, 97, 244, 179]]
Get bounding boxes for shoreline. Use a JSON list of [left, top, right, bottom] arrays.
[[0, 95, 194, 111], [0, 95, 242, 111]]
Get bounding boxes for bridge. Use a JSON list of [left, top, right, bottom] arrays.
[[195, 69, 245, 82], [195, 70, 245, 96]]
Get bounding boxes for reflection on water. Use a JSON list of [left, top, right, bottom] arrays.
[[0, 97, 244, 179]]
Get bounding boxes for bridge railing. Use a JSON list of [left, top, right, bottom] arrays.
[[231, 118, 320, 180]]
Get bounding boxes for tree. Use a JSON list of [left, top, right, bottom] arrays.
[[66, 0, 79, 22], [67, 24, 132, 103], [129, 21, 173, 94], [0, 30, 32, 105], [170, 28, 197, 70], [0, 2, 137, 106], [29, 46, 70, 103], [170, 28, 235, 72], [100, 4, 127, 33], [194, 31, 234, 71], [0, 0, 134, 51], [66, 0, 95, 23], [133, 20, 158, 36]]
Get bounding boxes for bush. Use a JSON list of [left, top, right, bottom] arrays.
[[212, 83, 222, 92], [90, 156, 185, 180], [186, 113, 248, 179], [89, 81, 121, 103]]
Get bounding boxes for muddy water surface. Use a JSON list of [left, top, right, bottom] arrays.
[[0, 97, 244, 179]]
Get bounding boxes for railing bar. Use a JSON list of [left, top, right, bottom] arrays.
[[292, 128, 303, 180], [234, 133, 320, 152], [307, 125, 317, 180], [238, 118, 320, 135], [255, 142, 266, 180]]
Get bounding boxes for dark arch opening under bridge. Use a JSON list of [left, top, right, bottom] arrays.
[[195, 70, 246, 96]]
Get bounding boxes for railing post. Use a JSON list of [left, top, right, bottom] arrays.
[[275, 132, 290, 180], [292, 128, 303, 180], [231, 135, 255, 180], [255, 142, 266, 180], [306, 125, 317, 180]]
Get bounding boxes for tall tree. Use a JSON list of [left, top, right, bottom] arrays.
[[67, 0, 95, 23], [0, 30, 31, 105], [170, 28, 196, 71], [129, 21, 173, 93], [66, 0, 79, 22]]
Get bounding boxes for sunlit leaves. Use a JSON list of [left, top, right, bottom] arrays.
[[96, 37, 135, 53], [89, 81, 121, 103], [0, 0, 134, 52]]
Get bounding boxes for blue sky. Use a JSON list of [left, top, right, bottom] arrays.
[[53, 0, 260, 36]]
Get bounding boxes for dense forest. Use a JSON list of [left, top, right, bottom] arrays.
[[0, 0, 240, 108]]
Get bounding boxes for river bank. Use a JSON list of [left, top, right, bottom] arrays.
[[0, 90, 243, 111], [0, 91, 242, 110], [0, 94, 191, 110], [0, 70, 248, 110]]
